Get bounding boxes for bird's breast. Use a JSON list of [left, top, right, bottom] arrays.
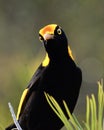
[[41, 63, 75, 96]]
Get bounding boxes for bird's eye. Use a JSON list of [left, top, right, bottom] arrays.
[[39, 35, 44, 42], [57, 28, 62, 35]]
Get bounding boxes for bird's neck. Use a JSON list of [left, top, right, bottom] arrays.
[[42, 46, 74, 67], [48, 47, 72, 64]]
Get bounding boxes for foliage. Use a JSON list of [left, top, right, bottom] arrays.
[[45, 79, 104, 130]]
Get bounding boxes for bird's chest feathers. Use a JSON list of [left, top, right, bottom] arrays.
[[42, 62, 74, 91]]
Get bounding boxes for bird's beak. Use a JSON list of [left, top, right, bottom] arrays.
[[43, 33, 54, 41]]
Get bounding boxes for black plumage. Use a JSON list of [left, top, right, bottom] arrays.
[[6, 24, 82, 130]]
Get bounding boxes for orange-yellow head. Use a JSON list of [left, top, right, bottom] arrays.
[[39, 24, 74, 66]]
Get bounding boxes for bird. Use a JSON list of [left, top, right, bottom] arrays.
[[6, 24, 82, 130]]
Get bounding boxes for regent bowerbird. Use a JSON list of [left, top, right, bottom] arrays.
[[6, 24, 82, 130]]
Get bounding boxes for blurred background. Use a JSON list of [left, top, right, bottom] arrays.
[[0, 0, 104, 129]]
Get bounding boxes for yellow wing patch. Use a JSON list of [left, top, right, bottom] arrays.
[[68, 46, 74, 61], [42, 53, 50, 67], [17, 88, 29, 120]]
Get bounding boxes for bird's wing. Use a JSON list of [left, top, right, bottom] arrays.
[[16, 64, 45, 119], [17, 53, 49, 119]]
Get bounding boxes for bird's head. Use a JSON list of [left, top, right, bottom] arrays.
[[39, 24, 74, 66], [39, 24, 68, 58]]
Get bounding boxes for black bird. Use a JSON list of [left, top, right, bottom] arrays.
[[6, 24, 82, 130]]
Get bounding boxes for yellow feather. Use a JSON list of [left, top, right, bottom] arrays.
[[17, 88, 29, 120], [42, 53, 50, 67], [68, 46, 74, 60], [39, 24, 57, 36]]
